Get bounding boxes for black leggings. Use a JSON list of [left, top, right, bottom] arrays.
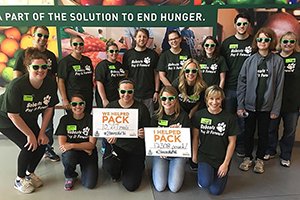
[[0, 127, 46, 178]]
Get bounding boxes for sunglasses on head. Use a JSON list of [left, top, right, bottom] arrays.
[[72, 42, 84, 47], [282, 39, 296, 44], [185, 68, 198, 74], [108, 49, 119, 54], [70, 101, 86, 107], [160, 96, 176, 102], [236, 22, 248, 27], [204, 43, 216, 48], [35, 33, 49, 39], [256, 38, 272, 43], [119, 89, 134, 94], [30, 64, 48, 70]]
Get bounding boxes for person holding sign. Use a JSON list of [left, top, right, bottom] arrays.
[[0, 48, 59, 194], [58, 35, 94, 114], [192, 85, 238, 195], [102, 79, 150, 192], [151, 86, 191, 193], [95, 42, 127, 108], [158, 30, 191, 87], [56, 94, 98, 191]]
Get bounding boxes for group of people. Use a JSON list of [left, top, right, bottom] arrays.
[[0, 11, 299, 196]]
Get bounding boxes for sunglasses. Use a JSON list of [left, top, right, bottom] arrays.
[[204, 43, 216, 48], [70, 101, 86, 107], [119, 89, 134, 94], [282, 39, 296, 44], [160, 96, 176, 102], [35, 33, 49, 39], [256, 38, 272, 43], [30, 64, 48, 70], [185, 68, 198, 74], [236, 22, 248, 27], [108, 49, 119, 53], [72, 42, 84, 47]]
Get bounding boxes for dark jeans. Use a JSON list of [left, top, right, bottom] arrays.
[[62, 149, 98, 189], [198, 162, 228, 195], [44, 110, 54, 149], [102, 145, 145, 192], [0, 126, 46, 178], [267, 112, 299, 160], [244, 111, 270, 160]]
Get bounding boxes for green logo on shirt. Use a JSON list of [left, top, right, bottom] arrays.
[[158, 120, 168, 127], [67, 125, 77, 131], [200, 118, 212, 125], [229, 44, 238, 49], [179, 55, 188, 60], [200, 64, 207, 69], [189, 95, 200, 101], [109, 65, 116, 70], [72, 65, 81, 71], [23, 95, 33, 102], [285, 58, 296, 64]]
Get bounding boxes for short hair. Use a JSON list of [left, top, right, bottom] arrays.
[[205, 85, 225, 103], [106, 42, 118, 51], [71, 93, 85, 102], [134, 28, 149, 38], [118, 78, 135, 88], [23, 47, 48, 67], [167, 30, 181, 38], [252, 27, 277, 52], [277, 31, 300, 52], [70, 35, 84, 46], [33, 26, 49, 34], [234, 13, 251, 24]]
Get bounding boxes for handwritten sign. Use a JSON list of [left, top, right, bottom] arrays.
[[144, 127, 191, 157], [93, 108, 138, 138]]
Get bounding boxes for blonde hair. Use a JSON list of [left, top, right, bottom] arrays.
[[205, 85, 225, 105], [155, 86, 180, 121], [277, 31, 300, 53], [178, 58, 207, 102]]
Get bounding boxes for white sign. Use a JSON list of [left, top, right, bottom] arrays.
[[93, 108, 138, 138], [144, 127, 191, 157]]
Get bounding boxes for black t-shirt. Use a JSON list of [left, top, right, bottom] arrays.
[[55, 114, 92, 144], [198, 56, 228, 87], [151, 110, 191, 128], [157, 49, 191, 84], [106, 100, 151, 154], [221, 35, 253, 90], [279, 52, 300, 112], [256, 58, 269, 110], [14, 49, 58, 78], [0, 74, 59, 130], [58, 54, 94, 94], [95, 59, 126, 103], [192, 109, 238, 168], [123, 48, 159, 99]]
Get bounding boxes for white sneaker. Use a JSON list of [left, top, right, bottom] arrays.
[[280, 159, 291, 167], [27, 173, 43, 188], [14, 178, 35, 194], [263, 154, 275, 160]]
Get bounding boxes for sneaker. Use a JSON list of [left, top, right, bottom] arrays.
[[280, 159, 291, 167], [14, 178, 35, 194], [263, 154, 275, 160], [239, 157, 253, 171], [44, 147, 60, 162], [27, 173, 43, 188], [64, 178, 74, 191], [253, 159, 264, 174]]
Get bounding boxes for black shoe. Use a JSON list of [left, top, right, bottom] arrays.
[[189, 160, 198, 171], [44, 147, 60, 162]]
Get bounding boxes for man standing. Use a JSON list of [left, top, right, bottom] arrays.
[[123, 28, 160, 115], [221, 13, 253, 157], [13, 26, 60, 162]]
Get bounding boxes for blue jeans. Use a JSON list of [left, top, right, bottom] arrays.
[[198, 162, 228, 195], [152, 157, 186, 193], [267, 112, 299, 160], [62, 149, 98, 189]]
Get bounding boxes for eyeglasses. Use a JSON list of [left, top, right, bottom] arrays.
[[30, 64, 48, 70], [204, 43, 216, 48], [72, 42, 84, 47], [185, 68, 198, 74], [282, 39, 296, 44], [256, 38, 272, 43], [119, 89, 134, 94], [70, 101, 86, 107], [160, 96, 176, 102], [108, 49, 119, 53], [35, 33, 49, 39], [168, 37, 180, 42], [236, 22, 248, 27]]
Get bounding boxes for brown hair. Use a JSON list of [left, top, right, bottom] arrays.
[[252, 27, 277, 52], [70, 35, 84, 46], [23, 47, 48, 67], [33, 26, 49, 35]]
